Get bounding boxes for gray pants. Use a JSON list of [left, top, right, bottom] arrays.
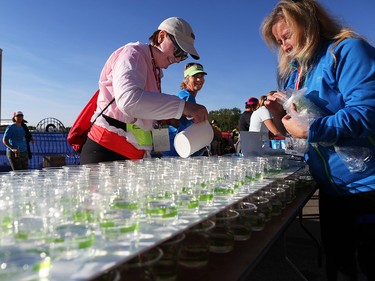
[[6, 150, 29, 170]]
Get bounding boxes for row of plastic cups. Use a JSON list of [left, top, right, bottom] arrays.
[[116, 210, 248, 281], [99, 219, 216, 281], [94, 204, 266, 281], [205, 198, 270, 256], [101, 179, 300, 281], [0, 190, 294, 281], [0, 182, 296, 268], [97, 177, 299, 281], [208, 181, 299, 253]]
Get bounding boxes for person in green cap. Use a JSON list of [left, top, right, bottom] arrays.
[[163, 62, 208, 157]]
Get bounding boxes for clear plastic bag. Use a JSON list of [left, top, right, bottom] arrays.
[[282, 88, 372, 173], [334, 146, 372, 173], [282, 88, 322, 127], [282, 88, 322, 155]]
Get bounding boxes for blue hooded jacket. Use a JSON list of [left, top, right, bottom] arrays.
[[284, 38, 375, 197]]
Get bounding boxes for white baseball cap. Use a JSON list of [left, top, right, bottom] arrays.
[[158, 17, 200, 60], [14, 111, 24, 116]]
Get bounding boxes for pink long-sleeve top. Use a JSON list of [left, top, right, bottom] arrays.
[[88, 42, 185, 159]]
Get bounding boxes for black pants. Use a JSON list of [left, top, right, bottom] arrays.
[[319, 190, 375, 281], [80, 137, 129, 165]]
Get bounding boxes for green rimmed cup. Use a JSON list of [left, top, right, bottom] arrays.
[[145, 199, 178, 225]]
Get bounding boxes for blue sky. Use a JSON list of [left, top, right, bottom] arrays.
[[0, 0, 374, 127]]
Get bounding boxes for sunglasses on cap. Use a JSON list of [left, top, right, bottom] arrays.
[[169, 35, 188, 61]]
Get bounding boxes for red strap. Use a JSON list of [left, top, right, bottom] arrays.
[[88, 124, 145, 159]]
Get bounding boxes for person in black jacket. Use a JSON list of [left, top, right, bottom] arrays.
[[236, 97, 259, 153], [21, 120, 34, 160], [238, 97, 259, 131]]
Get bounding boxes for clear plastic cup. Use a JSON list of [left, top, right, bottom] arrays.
[[283, 179, 297, 201], [99, 207, 140, 242], [208, 209, 239, 253], [119, 247, 163, 281], [231, 202, 255, 240], [268, 187, 287, 210], [0, 245, 51, 281], [178, 220, 215, 268], [257, 190, 281, 216], [245, 195, 272, 224], [50, 222, 95, 261], [146, 199, 178, 225], [156, 233, 185, 281]]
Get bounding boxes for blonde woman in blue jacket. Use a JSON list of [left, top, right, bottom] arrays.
[[262, 0, 375, 280]]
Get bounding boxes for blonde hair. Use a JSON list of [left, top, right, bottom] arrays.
[[255, 96, 267, 110], [255, 91, 277, 110], [261, 0, 361, 88]]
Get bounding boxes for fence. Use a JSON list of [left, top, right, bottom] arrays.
[[0, 132, 80, 171]]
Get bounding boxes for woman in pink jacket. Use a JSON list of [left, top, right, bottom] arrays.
[[80, 17, 208, 164]]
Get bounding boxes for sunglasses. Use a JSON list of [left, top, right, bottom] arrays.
[[169, 35, 188, 61]]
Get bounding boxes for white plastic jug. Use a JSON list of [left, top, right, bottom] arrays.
[[174, 120, 214, 158]]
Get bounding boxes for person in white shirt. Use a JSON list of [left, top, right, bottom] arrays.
[[249, 92, 282, 137]]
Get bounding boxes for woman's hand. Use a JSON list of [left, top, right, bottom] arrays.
[[264, 91, 288, 135], [264, 91, 287, 117], [183, 101, 208, 123], [282, 103, 309, 139]]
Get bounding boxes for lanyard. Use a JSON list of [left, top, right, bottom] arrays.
[[149, 45, 161, 92], [295, 67, 307, 90], [295, 68, 303, 90], [149, 45, 168, 128]]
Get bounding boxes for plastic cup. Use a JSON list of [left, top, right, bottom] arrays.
[[208, 209, 239, 253], [257, 190, 281, 216], [265, 156, 283, 174], [50, 222, 95, 261], [175, 180, 200, 216], [231, 202, 254, 241], [245, 195, 272, 224], [283, 179, 297, 201], [99, 207, 140, 242], [213, 182, 235, 202], [119, 247, 163, 281], [178, 220, 215, 268], [268, 187, 287, 210], [236, 201, 266, 232], [156, 233, 185, 281], [198, 188, 214, 207], [146, 199, 178, 225], [277, 183, 293, 204], [0, 245, 51, 281]]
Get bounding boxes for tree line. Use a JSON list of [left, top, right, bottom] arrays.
[[208, 107, 241, 132]]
